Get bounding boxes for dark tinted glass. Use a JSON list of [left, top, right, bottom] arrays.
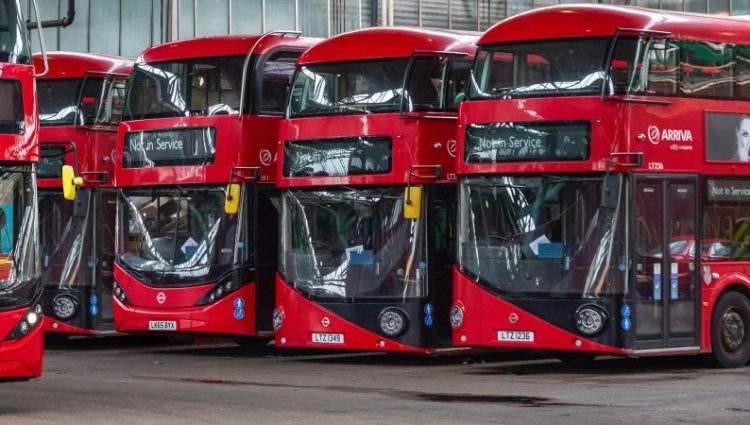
[[123, 56, 245, 120], [283, 137, 391, 177]]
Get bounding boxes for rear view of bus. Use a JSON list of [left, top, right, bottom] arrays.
[[274, 28, 475, 353], [0, 0, 42, 379], [453, 5, 750, 367], [35, 52, 132, 337], [112, 34, 317, 342]]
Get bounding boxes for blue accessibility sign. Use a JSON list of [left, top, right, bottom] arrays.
[[423, 303, 433, 315], [621, 304, 631, 318], [621, 318, 632, 331], [233, 298, 245, 309], [424, 314, 433, 327], [90, 304, 99, 316], [90, 294, 98, 305], [233, 309, 245, 320]]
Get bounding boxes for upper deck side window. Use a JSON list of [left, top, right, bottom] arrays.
[[39, 76, 129, 127], [258, 50, 301, 115], [469, 36, 750, 102]]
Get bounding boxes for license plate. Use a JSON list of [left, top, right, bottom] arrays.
[[311, 332, 344, 344], [148, 321, 177, 331], [498, 330, 535, 342]]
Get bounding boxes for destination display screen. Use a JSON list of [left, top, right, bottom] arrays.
[[38, 145, 67, 178], [464, 121, 590, 163], [707, 179, 750, 202], [122, 127, 217, 168], [283, 136, 391, 177], [0, 80, 23, 134]]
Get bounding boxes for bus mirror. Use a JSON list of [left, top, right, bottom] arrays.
[[600, 174, 620, 209], [224, 183, 241, 215], [62, 165, 83, 201], [404, 186, 422, 219]]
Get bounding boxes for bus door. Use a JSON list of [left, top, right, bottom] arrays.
[[98, 190, 118, 329], [633, 176, 700, 351]]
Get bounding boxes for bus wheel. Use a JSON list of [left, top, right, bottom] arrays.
[[711, 291, 750, 368]]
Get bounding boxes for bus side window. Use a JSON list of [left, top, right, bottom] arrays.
[[525, 53, 551, 87], [645, 39, 679, 96], [445, 59, 472, 111], [405, 56, 443, 112], [737, 46, 750, 100], [703, 181, 750, 261], [489, 51, 514, 94], [259, 51, 300, 115], [680, 41, 734, 99]]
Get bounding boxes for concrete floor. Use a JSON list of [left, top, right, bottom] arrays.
[[0, 336, 748, 424]]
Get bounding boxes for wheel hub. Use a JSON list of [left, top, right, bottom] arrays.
[[721, 307, 746, 352]]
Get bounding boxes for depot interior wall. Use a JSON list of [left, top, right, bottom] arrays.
[[24, 0, 750, 57]]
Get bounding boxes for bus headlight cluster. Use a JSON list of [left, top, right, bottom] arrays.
[[574, 305, 608, 337], [378, 308, 407, 337], [52, 295, 78, 320], [272, 308, 284, 332], [5, 304, 43, 341], [196, 278, 238, 306], [450, 304, 464, 329], [113, 282, 132, 305]]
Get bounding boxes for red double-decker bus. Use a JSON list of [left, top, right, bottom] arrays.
[[274, 28, 475, 353], [34, 52, 132, 338], [112, 33, 318, 343], [452, 5, 750, 367], [0, 0, 47, 380]]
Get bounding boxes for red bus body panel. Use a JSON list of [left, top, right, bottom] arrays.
[[275, 28, 476, 352], [0, 62, 41, 379], [275, 275, 429, 353], [113, 35, 318, 338], [454, 5, 750, 356], [35, 52, 134, 337]]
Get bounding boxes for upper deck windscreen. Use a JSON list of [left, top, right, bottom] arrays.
[[470, 38, 612, 100], [0, 0, 30, 64], [122, 56, 245, 120]]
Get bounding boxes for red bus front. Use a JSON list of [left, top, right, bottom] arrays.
[[0, 0, 43, 380], [273, 28, 474, 353], [112, 35, 316, 342], [35, 52, 132, 337], [453, 5, 750, 367]]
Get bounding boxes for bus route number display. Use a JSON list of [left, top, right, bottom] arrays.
[[122, 127, 217, 168], [464, 121, 590, 163]]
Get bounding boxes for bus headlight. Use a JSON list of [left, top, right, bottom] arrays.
[[450, 304, 464, 329], [196, 277, 239, 306], [52, 295, 78, 320], [574, 305, 608, 337], [5, 303, 44, 341], [378, 308, 407, 337], [113, 282, 132, 305], [272, 308, 284, 332]]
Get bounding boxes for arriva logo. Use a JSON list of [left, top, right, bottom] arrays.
[[647, 125, 693, 145]]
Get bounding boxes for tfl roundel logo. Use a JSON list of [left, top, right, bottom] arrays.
[[647, 125, 661, 145], [259, 149, 273, 166]]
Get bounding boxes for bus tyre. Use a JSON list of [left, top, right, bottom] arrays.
[[711, 291, 750, 368]]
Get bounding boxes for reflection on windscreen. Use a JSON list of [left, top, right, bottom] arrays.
[[280, 187, 427, 300], [0, 169, 39, 305], [458, 175, 625, 298], [123, 56, 244, 120], [118, 187, 242, 284], [39, 190, 94, 288], [471, 38, 613, 99], [289, 59, 408, 117]]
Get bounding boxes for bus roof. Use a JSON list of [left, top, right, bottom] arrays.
[[479, 5, 750, 46], [33, 52, 134, 79], [298, 27, 477, 66], [138, 34, 320, 64]]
